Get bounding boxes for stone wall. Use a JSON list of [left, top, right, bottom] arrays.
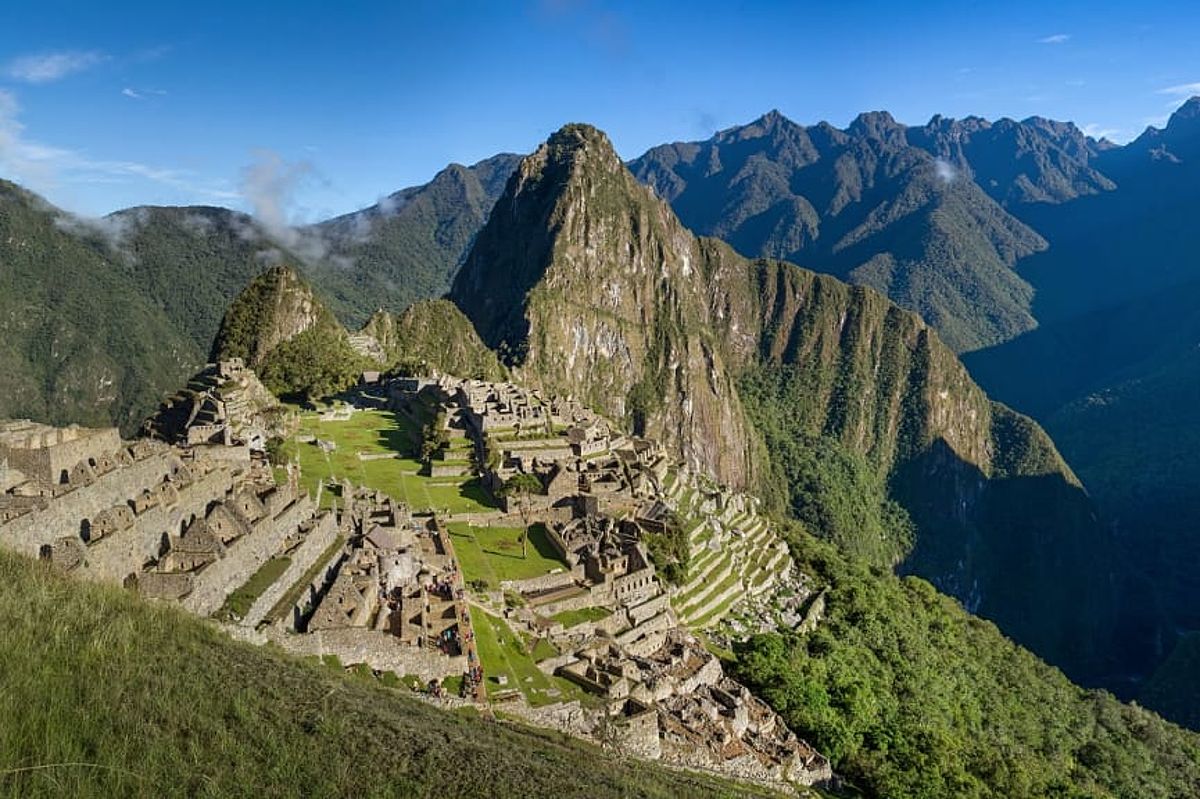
[[182, 494, 316, 617], [504, 566, 583, 595], [240, 512, 339, 628], [0, 426, 121, 485], [81, 465, 237, 584], [286, 545, 348, 632], [0, 452, 225, 573], [265, 627, 466, 682]]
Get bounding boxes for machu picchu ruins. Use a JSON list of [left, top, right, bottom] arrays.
[[0, 368, 832, 792]]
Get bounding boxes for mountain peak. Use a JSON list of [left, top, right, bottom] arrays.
[[1168, 96, 1200, 126], [848, 110, 906, 142]]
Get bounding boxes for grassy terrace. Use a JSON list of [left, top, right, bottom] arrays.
[[470, 606, 587, 708], [280, 407, 498, 515], [0, 551, 781, 799], [447, 522, 567, 586], [214, 557, 291, 621], [550, 606, 611, 628]]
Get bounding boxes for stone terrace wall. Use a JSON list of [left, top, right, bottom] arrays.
[[264, 627, 466, 682], [0, 450, 197, 560], [182, 495, 316, 618], [82, 465, 237, 583], [0, 427, 122, 486], [240, 512, 339, 628]]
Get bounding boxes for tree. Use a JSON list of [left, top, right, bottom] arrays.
[[500, 472, 542, 558]]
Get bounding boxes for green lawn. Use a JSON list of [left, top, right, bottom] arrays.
[[469, 607, 585, 707], [550, 606, 612, 628], [447, 523, 568, 586], [280, 408, 498, 515], [215, 557, 291, 621]]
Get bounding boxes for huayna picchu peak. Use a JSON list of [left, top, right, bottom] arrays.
[[451, 122, 1119, 691], [5, 10, 1200, 794]]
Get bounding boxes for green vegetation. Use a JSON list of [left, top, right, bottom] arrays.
[[446, 523, 567, 584], [741, 367, 915, 567], [362, 299, 506, 381], [0, 550, 774, 798], [469, 607, 585, 708], [307, 154, 522, 328], [215, 557, 291, 621], [279, 408, 497, 515], [0, 181, 202, 434], [550, 607, 612, 628], [730, 523, 1200, 799], [641, 511, 690, 585], [211, 265, 372, 400], [628, 110, 1050, 353], [259, 326, 371, 400]]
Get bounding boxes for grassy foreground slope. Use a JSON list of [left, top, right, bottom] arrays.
[[0, 552, 774, 799]]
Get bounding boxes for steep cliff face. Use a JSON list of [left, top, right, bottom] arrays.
[[452, 124, 1118, 684], [453, 124, 756, 486]]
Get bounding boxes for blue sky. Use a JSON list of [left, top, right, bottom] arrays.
[[1, 0, 1197, 220]]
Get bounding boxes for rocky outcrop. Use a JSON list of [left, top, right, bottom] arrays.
[[453, 124, 756, 487]]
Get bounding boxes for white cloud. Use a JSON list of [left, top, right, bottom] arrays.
[[0, 88, 237, 202], [1082, 124, 1121, 141], [1156, 82, 1200, 97], [238, 149, 334, 264], [934, 158, 958, 184], [1037, 34, 1071, 45], [5, 50, 107, 83], [121, 87, 168, 100]]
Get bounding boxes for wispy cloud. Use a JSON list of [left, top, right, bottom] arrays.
[[5, 50, 107, 83], [121, 87, 168, 100], [0, 89, 236, 202], [1156, 82, 1200, 97], [934, 158, 958, 184], [1082, 123, 1121, 141], [238, 149, 333, 263], [1037, 34, 1071, 45]]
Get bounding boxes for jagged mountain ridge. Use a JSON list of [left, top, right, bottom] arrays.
[[627, 109, 1123, 352], [450, 123, 1118, 684]]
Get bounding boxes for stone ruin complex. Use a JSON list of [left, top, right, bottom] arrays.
[[142, 358, 282, 450], [0, 369, 832, 793]]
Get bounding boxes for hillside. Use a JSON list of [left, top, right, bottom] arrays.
[[628, 110, 1057, 352], [963, 99, 1200, 718], [210, 265, 370, 399], [450, 123, 1119, 685], [358, 299, 506, 381], [0, 181, 200, 434], [0, 550, 774, 799], [306, 153, 522, 327], [731, 526, 1200, 799]]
